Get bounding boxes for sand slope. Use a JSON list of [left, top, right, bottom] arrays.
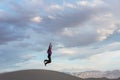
[[0, 69, 82, 80]]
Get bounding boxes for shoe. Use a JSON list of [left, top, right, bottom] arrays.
[[44, 61, 46, 66], [45, 63, 47, 66], [44, 60, 46, 63]]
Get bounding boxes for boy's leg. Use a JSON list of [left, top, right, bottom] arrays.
[[44, 60, 48, 66], [45, 60, 51, 66], [45, 54, 52, 66], [48, 54, 51, 63], [44, 60, 48, 62]]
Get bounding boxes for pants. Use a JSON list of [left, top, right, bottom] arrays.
[[44, 54, 51, 64], [47, 54, 51, 63]]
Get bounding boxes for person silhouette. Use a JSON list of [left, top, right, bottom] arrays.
[[44, 43, 52, 66]]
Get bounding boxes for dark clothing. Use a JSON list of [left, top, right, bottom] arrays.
[[47, 43, 52, 55], [44, 43, 52, 66], [48, 54, 51, 62], [44, 54, 51, 66]]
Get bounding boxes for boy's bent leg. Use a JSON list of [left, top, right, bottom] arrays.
[[44, 60, 48, 66], [45, 60, 51, 66], [44, 60, 48, 62]]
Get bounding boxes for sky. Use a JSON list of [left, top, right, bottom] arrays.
[[0, 0, 120, 73]]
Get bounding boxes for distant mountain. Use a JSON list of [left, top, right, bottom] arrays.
[[70, 70, 120, 79], [84, 78, 120, 80]]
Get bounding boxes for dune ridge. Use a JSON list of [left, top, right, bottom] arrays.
[[0, 69, 81, 80]]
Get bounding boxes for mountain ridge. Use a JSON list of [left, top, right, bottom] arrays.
[[70, 70, 120, 79]]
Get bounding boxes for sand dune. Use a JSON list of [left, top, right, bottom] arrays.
[[0, 69, 82, 80]]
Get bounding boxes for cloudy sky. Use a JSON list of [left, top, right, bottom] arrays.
[[0, 0, 120, 73]]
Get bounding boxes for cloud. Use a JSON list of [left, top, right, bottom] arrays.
[[0, 0, 120, 72], [31, 16, 42, 23], [69, 41, 120, 60], [34, 0, 118, 47], [50, 4, 64, 10], [64, 3, 76, 8], [89, 50, 120, 70], [77, 0, 107, 7], [91, 13, 118, 41], [41, 6, 101, 32], [0, 26, 26, 44], [0, 0, 45, 44], [0, 0, 119, 47], [0, 41, 36, 69]]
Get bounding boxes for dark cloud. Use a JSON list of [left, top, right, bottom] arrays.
[[0, 1, 38, 44], [61, 33, 98, 47], [40, 5, 107, 32], [0, 0, 114, 47], [36, 2, 112, 47], [0, 26, 26, 44]]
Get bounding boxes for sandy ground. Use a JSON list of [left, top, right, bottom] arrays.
[[0, 69, 82, 80]]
